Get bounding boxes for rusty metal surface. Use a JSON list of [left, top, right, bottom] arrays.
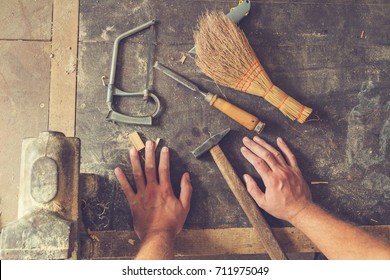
[[76, 0, 390, 235]]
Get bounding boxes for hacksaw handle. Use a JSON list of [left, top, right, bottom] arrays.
[[208, 94, 265, 133], [209, 145, 288, 260]]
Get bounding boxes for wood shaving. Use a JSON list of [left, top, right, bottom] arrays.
[[179, 53, 187, 64], [370, 218, 379, 224], [154, 138, 161, 148], [87, 228, 100, 242], [128, 239, 136, 245]]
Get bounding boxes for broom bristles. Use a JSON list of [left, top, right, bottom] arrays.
[[194, 11, 312, 123]]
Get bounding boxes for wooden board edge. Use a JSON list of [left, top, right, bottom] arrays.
[[81, 225, 390, 259], [48, 0, 79, 137]]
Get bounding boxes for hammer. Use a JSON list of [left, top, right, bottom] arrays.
[[192, 128, 288, 260]]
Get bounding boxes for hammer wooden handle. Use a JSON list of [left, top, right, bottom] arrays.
[[208, 94, 265, 133], [210, 145, 288, 260]]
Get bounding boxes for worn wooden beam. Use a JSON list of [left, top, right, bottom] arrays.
[[81, 225, 390, 259], [49, 0, 79, 136]]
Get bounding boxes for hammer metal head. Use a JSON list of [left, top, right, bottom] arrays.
[[192, 128, 230, 158]]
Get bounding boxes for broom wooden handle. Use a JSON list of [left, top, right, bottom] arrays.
[[210, 145, 288, 260], [208, 93, 265, 133]]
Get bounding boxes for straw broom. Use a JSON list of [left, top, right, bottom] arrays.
[[194, 11, 313, 123]]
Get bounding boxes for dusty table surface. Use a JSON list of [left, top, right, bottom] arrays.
[[76, 0, 389, 231]]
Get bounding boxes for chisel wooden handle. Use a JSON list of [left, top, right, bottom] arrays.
[[208, 94, 265, 133], [210, 144, 288, 260]]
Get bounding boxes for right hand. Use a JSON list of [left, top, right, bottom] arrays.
[[240, 136, 313, 223]]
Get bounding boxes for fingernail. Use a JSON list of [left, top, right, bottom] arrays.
[[146, 140, 152, 147], [253, 136, 261, 142], [130, 147, 137, 155], [243, 174, 249, 182], [182, 172, 191, 182], [162, 146, 168, 153], [114, 167, 121, 174], [243, 137, 250, 143], [240, 146, 247, 153], [277, 137, 284, 143]]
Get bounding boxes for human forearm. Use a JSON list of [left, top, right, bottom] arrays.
[[135, 231, 175, 260], [241, 136, 390, 260], [290, 203, 390, 260], [116, 142, 192, 260]]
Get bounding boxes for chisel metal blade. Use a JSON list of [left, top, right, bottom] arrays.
[[153, 61, 206, 96]]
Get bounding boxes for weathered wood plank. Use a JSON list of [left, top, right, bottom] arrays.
[[49, 0, 79, 136], [0, 0, 52, 40], [0, 41, 51, 225], [82, 225, 390, 259]]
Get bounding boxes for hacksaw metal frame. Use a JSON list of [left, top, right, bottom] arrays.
[[106, 20, 161, 125]]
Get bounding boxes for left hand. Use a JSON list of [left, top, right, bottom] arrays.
[[115, 140, 192, 240]]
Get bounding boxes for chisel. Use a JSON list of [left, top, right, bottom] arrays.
[[154, 61, 265, 133]]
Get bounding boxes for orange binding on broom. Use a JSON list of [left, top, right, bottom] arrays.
[[194, 11, 313, 123]]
